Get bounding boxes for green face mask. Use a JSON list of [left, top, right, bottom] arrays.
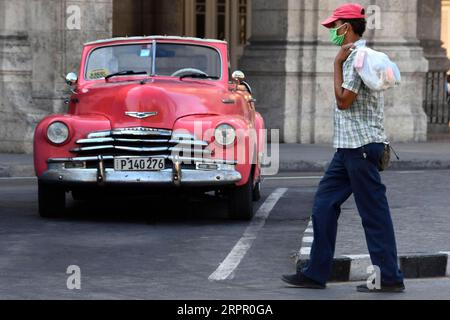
[[329, 23, 348, 46]]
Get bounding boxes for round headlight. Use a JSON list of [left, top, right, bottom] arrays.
[[47, 121, 69, 144], [214, 124, 236, 146]]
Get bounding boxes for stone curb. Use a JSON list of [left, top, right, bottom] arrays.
[[296, 253, 450, 282]]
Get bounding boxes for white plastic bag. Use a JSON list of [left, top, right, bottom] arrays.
[[353, 47, 401, 91]]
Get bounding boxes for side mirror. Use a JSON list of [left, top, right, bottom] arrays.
[[231, 70, 245, 91], [66, 72, 78, 86], [232, 70, 245, 83]]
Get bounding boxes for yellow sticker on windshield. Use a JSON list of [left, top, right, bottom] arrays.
[[88, 68, 109, 79]]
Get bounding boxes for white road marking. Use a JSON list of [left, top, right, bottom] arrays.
[[300, 247, 311, 255], [394, 171, 425, 174], [264, 176, 323, 180], [296, 218, 314, 263], [208, 188, 288, 281], [0, 177, 36, 180]]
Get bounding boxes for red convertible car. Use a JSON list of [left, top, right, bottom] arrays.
[[34, 36, 265, 220]]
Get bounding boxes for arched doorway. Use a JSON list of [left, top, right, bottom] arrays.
[[184, 0, 251, 69], [112, 0, 185, 38]]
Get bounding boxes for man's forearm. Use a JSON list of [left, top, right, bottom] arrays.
[[334, 61, 356, 110], [334, 62, 344, 101]]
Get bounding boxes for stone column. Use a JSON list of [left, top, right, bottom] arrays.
[[238, 0, 292, 142], [0, 0, 36, 152], [417, 0, 450, 71], [417, 0, 450, 136], [443, 0, 450, 54], [240, 0, 429, 143]]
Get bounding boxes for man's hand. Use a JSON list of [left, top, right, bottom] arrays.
[[335, 43, 356, 65]]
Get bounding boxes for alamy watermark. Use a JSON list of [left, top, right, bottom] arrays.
[[366, 264, 381, 290], [66, 4, 81, 30], [66, 265, 81, 290], [169, 123, 280, 176], [366, 5, 382, 30]]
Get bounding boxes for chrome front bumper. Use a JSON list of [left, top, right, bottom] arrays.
[[40, 161, 242, 187]]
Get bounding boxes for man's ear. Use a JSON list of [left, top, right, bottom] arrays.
[[344, 23, 352, 34]]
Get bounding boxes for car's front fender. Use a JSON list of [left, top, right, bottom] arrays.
[[172, 115, 260, 186], [33, 114, 111, 177]]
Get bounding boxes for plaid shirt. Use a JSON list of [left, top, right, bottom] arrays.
[[333, 39, 388, 149]]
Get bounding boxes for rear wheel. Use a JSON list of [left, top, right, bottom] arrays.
[[38, 181, 66, 218], [228, 172, 254, 221]]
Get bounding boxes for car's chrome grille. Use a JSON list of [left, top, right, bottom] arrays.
[[70, 127, 212, 166]]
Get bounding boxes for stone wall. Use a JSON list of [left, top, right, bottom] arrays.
[[0, 0, 112, 153]]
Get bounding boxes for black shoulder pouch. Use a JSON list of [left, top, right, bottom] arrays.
[[378, 144, 399, 172]]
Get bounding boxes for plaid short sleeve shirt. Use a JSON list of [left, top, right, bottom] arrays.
[[333, 39, 388, 149]]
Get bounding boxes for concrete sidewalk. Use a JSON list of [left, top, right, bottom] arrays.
[[0, 153, 35, 177], [1, 140, 450, 177], [277, 141, 450, 172]]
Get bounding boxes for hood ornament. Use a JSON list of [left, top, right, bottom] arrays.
[[125, 111, 158, 119]]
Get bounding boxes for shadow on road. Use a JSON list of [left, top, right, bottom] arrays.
[[62, 192, 239, 225]]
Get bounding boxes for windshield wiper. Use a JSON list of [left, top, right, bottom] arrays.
[[105, 70, 148, 81], [179, 73, 220, 80]]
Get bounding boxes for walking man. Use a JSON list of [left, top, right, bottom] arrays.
[[281, 3, 405, 293]]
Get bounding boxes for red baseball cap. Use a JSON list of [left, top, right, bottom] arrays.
[[321, 3, 366, 28]]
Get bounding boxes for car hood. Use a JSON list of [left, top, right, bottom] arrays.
[[73, 79, 232, 130]]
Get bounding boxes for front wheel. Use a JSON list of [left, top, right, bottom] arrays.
[[38, 181, 66, 218], [228, 173, 254, 221], [252, 177, 261, 202]]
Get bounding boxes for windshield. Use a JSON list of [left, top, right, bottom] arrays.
[[86, 44, 152, 80], [85, 43, 222, 80]]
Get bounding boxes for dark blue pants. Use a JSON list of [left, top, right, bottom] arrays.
[[302, 143, 404, 285]]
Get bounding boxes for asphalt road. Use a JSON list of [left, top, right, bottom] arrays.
[[0, 171, 450, 300]]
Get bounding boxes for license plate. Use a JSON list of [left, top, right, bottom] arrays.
[[114, 157, 165, 171]]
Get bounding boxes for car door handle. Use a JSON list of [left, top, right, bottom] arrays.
[[222, 98, 235, 104]]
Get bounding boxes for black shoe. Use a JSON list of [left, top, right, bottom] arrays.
[[357, 282, 405, 293], [281, 273, 326, 289]]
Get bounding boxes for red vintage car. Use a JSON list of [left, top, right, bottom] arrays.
[[34, 36, 265, 220]]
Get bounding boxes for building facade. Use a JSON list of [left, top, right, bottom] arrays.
[[0, 0, 448, 153]]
